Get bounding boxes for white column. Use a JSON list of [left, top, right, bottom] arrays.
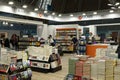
[[48, 25, 56, 38], [83, 25, 97, 36], [37, 24, 48, 40], [41, 24, 48, 40], [89, 25, 97, 35], [37, 25, 43, 37]]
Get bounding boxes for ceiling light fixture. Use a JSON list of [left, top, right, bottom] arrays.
[[118, 6, 120, 9], [82, 13, 86, 16], [44, 10, 48, 13], [8, 1, 14, 5], [23, 5, 28, 8], [93, 12, 97, 15], [5, 22, 8, 25], [58, 14, 62, 17], [115, 2, 120, 6], [3, 21, 6, 25], [10, 24, 14, 27], [70, 14, 74, 16], [34, 8, 38, 11], [109, 10, 114, 13], [107, 3, 113, 6], [52, 12, 55, 15], [111, 7, 116, 9]]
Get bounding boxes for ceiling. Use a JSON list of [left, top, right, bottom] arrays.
[[52, 0, 111, 13], [52, 0, 120, 13], [1, 0, 39, 9], [1, 0, 120, 14]]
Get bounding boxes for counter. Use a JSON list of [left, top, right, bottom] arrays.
[[86, 44, 108, 57]]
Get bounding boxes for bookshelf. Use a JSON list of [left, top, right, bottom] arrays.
[[18, 37, 40, 50], [0, 50, 32, 80], [56, 28, 77, 52]]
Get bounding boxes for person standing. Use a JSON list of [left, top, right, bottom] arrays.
[[47, 35, 55, 46], [4, 38, 10, 48], [0, 34, 10, 48], [10, 34, 19, 50], [71, 36, 78, 54], [116, 38, 120, 59]]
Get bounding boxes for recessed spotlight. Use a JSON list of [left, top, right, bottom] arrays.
[[6, 22, 8, 25], [109, 10, 114, 13], [118, 6, 120, 9], [44, 10, 48, 13], [8, 1, 14, 5], [115, 2, 120, 6], [111, 7, 116, 9], [3, 21, 6, 25], [10, 24, 14, 27], [107, 3, 113, 6], [70, 14, 74, 16], [34, 8, 38, 11], [52, 12, 55, 15], [82, 13, 86, 16], [93, 12, 97, 15], [58, 14, 62, 17], [23, 5, 27, 8]]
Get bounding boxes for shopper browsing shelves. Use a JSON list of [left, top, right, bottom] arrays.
[[47, 35, 55, 46]]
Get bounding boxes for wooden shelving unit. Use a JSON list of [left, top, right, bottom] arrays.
[[56, 28, 77, 52], [18, 37, 40, 50]]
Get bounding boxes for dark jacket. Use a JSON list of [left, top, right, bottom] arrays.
[[4, 38, 10, 48], [116, 44, 120, 58], [116, 44, 120, 53]]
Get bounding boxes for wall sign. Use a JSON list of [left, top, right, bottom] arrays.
[[38, 13, 43, 17], [78, 16, 82, 20]]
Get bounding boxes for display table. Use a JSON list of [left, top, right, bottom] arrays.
[[86, 44, 108, 57], [27, 45, 62, 73]]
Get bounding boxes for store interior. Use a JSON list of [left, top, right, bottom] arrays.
[[0, 18, 119, 80], [0, 0, 120, 80]]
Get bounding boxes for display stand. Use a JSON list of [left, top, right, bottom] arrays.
[[27, 45, 62, 73], [66, 55, 119, 80], [0, 49, 32, 80], [0, 61, 32, 80], [29, 53, 62, 73]]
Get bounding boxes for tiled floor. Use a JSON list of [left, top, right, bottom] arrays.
[[32, 54, 73, 80]]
